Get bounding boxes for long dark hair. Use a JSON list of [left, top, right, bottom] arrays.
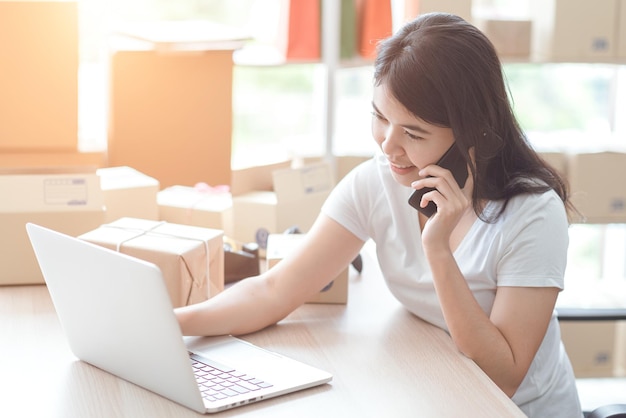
[[373, 12, 573, 221]]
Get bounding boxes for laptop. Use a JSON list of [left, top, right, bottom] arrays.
[[26, 223, 332, 414]]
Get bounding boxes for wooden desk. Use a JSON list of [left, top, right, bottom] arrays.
[[0, 245, 525, 418]]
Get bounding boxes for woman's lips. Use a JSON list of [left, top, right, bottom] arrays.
[[389, 161, 416, 175]]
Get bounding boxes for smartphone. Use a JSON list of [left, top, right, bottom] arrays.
[[408, 143, 468, 217]]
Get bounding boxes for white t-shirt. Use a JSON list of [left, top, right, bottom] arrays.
[[321, 154, 582, 418]]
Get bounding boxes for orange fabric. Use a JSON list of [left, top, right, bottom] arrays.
[[286, 0, 321, 60], [357, 0, 393, 59]]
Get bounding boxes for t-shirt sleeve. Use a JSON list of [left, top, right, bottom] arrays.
[[496, 191, 569, 289], [321, 159, 376, 243]]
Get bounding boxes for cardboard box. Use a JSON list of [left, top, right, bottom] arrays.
[[231, 162, 334, 245], [0, 151, 106, 169], [266, 233, 348, 304], [476, 19, 531, 58], [0, 1, 78, 150], [97, 166, 160, 223], [530, 0, 617, 61], [290, 155, 373, 182], [336, 155, 372, 181], [108, 28, 242, 188], [560, 320, 617, 377], [568, 151, 626, 223], [230, 160, 292, 196], [79, 218, 224, 308], [407, 0, 472, 23], [231, 191, 277, 246], [618, 0, 626, 60], [538, 151, 568, 177], [272, 161, 334, 230], [157, 185, 234, 237], [0, 168, 105, 285], [615, 321, 626, 376]]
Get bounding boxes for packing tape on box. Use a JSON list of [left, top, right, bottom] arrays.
[[101, 222, 211, 295]]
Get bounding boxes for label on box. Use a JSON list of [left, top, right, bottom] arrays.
[[44, 178, 88, 206], [0, 172, 103, 212]]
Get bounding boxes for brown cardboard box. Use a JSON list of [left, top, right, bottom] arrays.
[[336, 155, 372, 181], [108, 26, 244, 188], [0, 1, 78, 150], [266, 233, 348, 304], [568, 151, 626, 223], [97, 166, 160, 223], [290, 155, 373, 182], [0, 168, 105, 285], [157, 185, 234, 237], [530, 0, 617, 61], [538, 151, 568, 177], [476, 19, 532, 58], [0, 151, 106, 169], [272, 161, 334, 230], [79, 218, 224, 308], [615, 321, 626, 376], [231, 191, 278, 246], [231, 162, 334, 245], [618, 0, 626, 60], [230, 160, 292, 196], [560, 320, 617, 377]]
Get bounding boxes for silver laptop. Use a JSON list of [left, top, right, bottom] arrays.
[[26, 223, 332, 414]]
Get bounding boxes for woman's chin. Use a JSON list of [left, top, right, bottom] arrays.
[[389, 165, 418, 187]]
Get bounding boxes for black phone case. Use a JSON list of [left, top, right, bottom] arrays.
[[408, 144, 468, 217]]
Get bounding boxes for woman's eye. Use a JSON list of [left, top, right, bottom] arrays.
[[370, 111, 385, 121], [404, 130, 422, 140]]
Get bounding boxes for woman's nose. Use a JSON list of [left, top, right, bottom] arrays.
[[380, 127, 403, 156]]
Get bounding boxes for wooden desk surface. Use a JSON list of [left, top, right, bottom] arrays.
[[0, 245, 525, 418]]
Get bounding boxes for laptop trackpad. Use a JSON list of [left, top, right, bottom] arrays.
[[185, 336, 294, 380]]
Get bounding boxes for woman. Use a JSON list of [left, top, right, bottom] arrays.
[[176, 13, 582, 417]]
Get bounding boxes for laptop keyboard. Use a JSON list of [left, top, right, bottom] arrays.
[[189, 352, 273, 402]]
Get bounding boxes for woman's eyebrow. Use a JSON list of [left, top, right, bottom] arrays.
[[402, 123, 432, 135], [371, 102, 432, 135]]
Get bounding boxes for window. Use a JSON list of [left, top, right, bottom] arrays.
[[231, 64, 323, 168], [505, 63, 623, 148]]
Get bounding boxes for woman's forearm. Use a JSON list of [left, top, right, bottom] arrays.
[[427, 250, 526, 396], [174, 273, 291, 336]]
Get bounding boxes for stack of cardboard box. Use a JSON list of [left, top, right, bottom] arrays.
[[231, 161, 334, 246], [0, 165, 225, 309], [539, 148, 626, 378], [1, 158, 357, 307], [0, 1, 78, 152], [107, 21, 247, 188], [408, 0, 626, 63], [538, 149, 626, 224], [0, 1, 105, 168], [0, 166, 162, 286], [0, 168, 105, 285], [529, 0, 626, 63]]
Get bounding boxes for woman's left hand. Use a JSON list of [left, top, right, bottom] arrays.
[[411, 164, 473, 252]]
